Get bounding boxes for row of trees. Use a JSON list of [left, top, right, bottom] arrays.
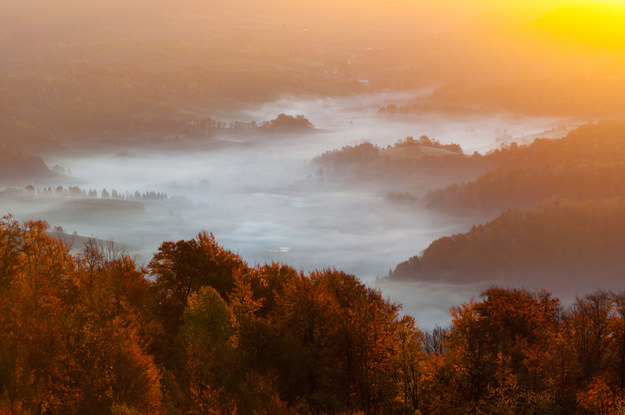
[[2, 216, 625, 413], [0, 186, 168, 201], [187, 114, 314, 135]]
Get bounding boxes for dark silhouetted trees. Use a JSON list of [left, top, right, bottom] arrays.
[[390, 198, 625, 290], [261, 114, 313, 131]]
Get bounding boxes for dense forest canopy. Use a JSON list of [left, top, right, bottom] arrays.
[[0, 216, 624, 414]]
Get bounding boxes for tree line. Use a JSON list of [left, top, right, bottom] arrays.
[[0, 186, 167, 201], [187, 114, 314, 134]]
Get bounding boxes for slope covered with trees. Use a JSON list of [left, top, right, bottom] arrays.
[[2, 216, 625, 413], [426, 121, 625, 214], [0, 145, 52, 184], [317, 122, 625, 212], [0, 217, 418, 414], [313, 136, 479, 187], [390, 198, 625, 289]]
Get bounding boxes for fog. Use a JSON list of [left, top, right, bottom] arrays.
[[2, 92, 575, 329]]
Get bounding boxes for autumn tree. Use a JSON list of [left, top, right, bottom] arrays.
[[311, 269, 401, 413], [178, 286, 238, 414], [0, 219, 161, 414], [393, 315, 426, 413], [148, 231, 246, 353], [426, 287, 561, 413]]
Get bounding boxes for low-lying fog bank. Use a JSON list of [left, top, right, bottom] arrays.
[[1, 92, 580, 328]]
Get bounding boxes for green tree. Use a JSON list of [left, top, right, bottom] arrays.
[[148, 231, 246, 357], [180, 286, 238, 414]]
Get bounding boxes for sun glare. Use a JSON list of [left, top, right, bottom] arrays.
[[536, 1, 625, 48]]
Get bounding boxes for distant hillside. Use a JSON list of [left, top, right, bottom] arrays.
[[0, 145, 52, 184], [47, 229, 140, 254], [313, 136, 477, 187], [0, 119, 60, 154], [389, 198, 625, 290], [379, 78, 625, 117], [426, 121, 625, 214]]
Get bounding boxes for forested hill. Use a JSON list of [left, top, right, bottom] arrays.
[[2, 216, 625, 413], [314, 135, 463, 169], [313, 136, 484, 186], [378, 77, 625, 118], [426, 121, 625, 213], [0, 145, 52, 184], [389, 198, 625, 289], [316, 122, 625, 209]]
